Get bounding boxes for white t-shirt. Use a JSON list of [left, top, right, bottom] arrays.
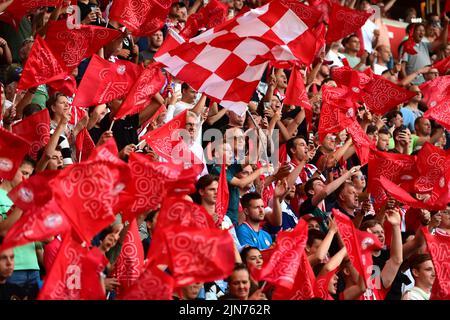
[[361, 19, 379, 54], [373, 63, 388, 75], [401, 287, 431, 300]]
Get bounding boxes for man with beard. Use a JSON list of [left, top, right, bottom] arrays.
[[139, 29, 163, 63]]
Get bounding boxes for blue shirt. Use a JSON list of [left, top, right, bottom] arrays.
[[236, 222, 273, 250]]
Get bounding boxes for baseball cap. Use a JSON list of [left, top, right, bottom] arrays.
[[302, 214, 323, 224], [5, 64, 23, 84]]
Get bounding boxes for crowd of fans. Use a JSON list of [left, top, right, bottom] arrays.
[[0, 0, 449, 301]]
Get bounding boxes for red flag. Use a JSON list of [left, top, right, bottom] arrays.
[[113, 63, 165, 120], [46, 74, 78, 97], [367, 149, 417, 209], [379, 176, 427, 209], [0, 199, 70, 252], [45, 20, 123, 70], [156, 196, 216, 230], [0, 127, 31, 181], [280, 0, 323, 28], [38, 235, 88, 300], [284, 64, 313, 124], [325, 3, 372, 43], [424, 99, 450, 131], [12, 108, 50, 160], [215, 161, 229, 228], [314, 268, 338, 300], [330, 66, 372, 91], [163, 225, 235, 287], [17, 35, 69, 91], [79, 246, 109, 300], [75, 128, 96, 162], [118, 264, 174, 300], [356, 229, 383, 291], [402, 25, 417, 55], [180, 0, 228, 39], [124, 152, 187, 222], [72, 55, 143, 107], [318, 86, 356, 141], [259, 219, 309, 289], [50, 160, 131, 244], [432, 56, 450, 76], [108, 0, 173, 36], [346, 121, 373, 166], [1, 0, 61, 29], [446, 0, 450, 13], [141, 110, 187, 161], [110, 219, 145, 295], [423, 228, 450, 300], [362, 74, 416, 115], [309, 0, 337, 24], [419, 75, 450, 109], [271, 251, 316, 300], [8, 170, 59, 212], [333, 209, 367, 284]]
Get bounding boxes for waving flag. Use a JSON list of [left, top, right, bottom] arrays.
[[111, 219, 145, 295], [259, 220, 309, 289], [424, 227, 450, 300], [155, 0, 320, 115], [433, 56, 450, 76], [75, 128, 96, 162], [118, 264, 174, 300], [424, 100, 450, 131], [325, 3, 372, 43], [0, 127, 31, 181], [72, 55, 143, 107], [17, 35, 69, 91], [45, 20, 122, 70], [1, 0, 61, 29], [50, 160, 131, 244], [367, 149, 417, 209], [114, 63, 165, 120], [141, 110, 187, 161], [109, 0, 173, 36], [0, 199, 69, 252], [164, 225, 235, 286], [346, 121, 373, 166], [12, 109, 50, 160], [215, 161, 229, 228]]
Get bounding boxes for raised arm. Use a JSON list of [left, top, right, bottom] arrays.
[[380, 208, 403, 289], [309, 217, 337, 266]]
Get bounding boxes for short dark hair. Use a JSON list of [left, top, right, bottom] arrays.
[[22, 103, 43, 118], [226, 263, 249, 283], [241, 192, 262, 210], [407, 253, 432, 275], [240, 246, 261, 264], [304, 177, 322, 198], [307, 229, 325, 247], [378, 128, 390, 136], [342, 34, 359, 47], [181, 82, 190, 92], [335, 181, 354, 199], [366, 124, 378, 136], [286, 135, 306, 158], [360, 219, 382, 231], [385, 110, 402, 124], [196, 174, 219, 191], [393, 125, 407, 140]]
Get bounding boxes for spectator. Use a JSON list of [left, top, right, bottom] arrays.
[[401, 253, 435, 300], [0, 248, 28, 300]]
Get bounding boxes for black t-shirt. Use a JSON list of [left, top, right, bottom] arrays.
[[0, 283, 28, 300], [77, 1, 102, 26], [99, 113, 140, 151], [89, 126, 103, 145]]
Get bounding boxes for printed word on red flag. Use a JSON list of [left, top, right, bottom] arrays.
[[1, 0, 61, 29], [271, 251, 316, 300], [424, 100, 450, 131], [50, 160, 130, 244], [155, 1, 319, 115], [141, 110, 187, 161], [114, 63, 165, 120], [45, 20, 122, 70], [423, 228, 450, 300], [419, 75, 450, 109], [164, 225, 235, 287], [72, 55, 143, 107], [367, 149, 417, 209], [111, 219, 145, 295], [38, 235, 88, 300], [109, 0, 173, 36], [12, 108, 50, 160], [0, 127, 31, 181], [118, 264, 174, 300], [325, 3, 372, 43], [259, 219, 308, 289], [17, 35, 69, 91]]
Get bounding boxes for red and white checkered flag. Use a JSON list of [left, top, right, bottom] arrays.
[[155, 0, 318, 115]]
